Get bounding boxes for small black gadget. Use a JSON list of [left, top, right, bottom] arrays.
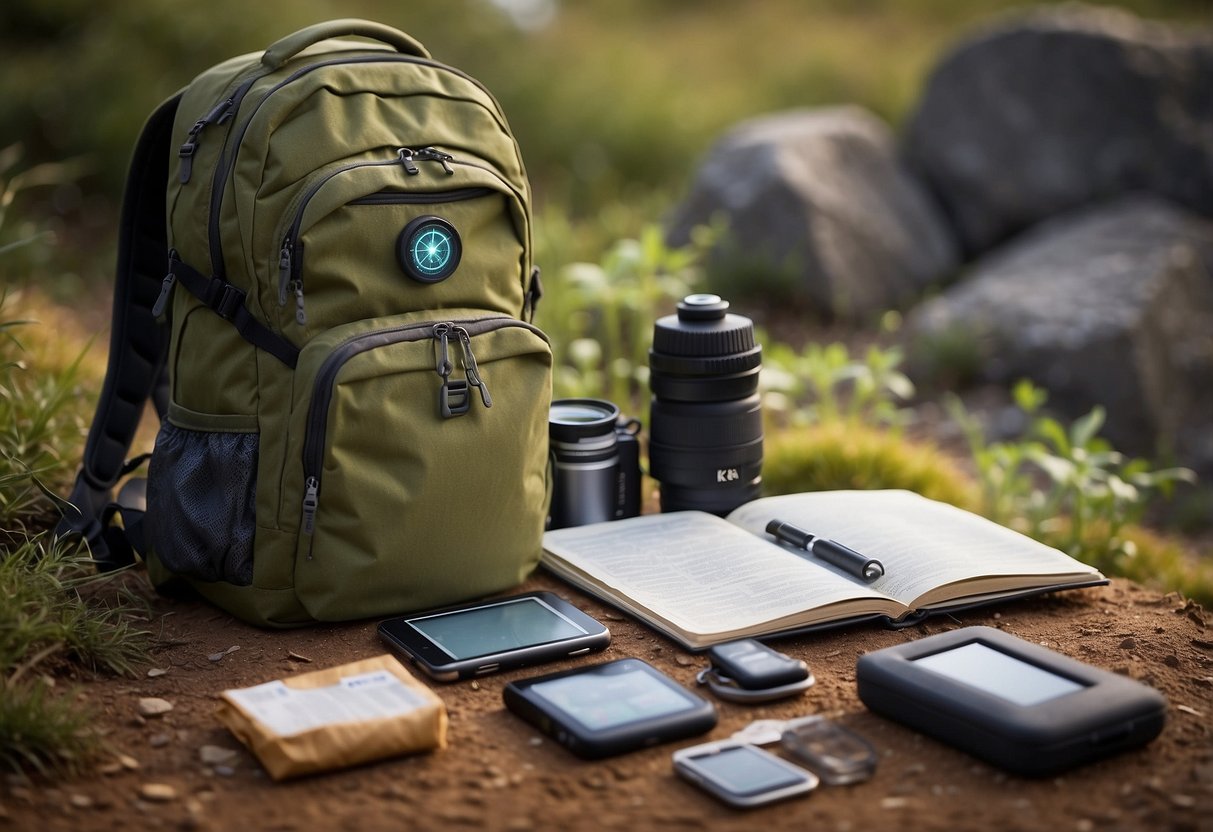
[[377, 591, 610, 682], [707, 639, 809, 689], [672, 740, 818, 808], [856, 626, 1167, 777], [503, 658, 717, 759]]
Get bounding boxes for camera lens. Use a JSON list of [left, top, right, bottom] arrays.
[[648, 294, 763, 514], [549, 398, 623, 530]]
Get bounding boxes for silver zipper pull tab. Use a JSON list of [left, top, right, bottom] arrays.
[[292, 281, 307, 326], [278, 239, 293, 305], [301, 477, 319, 540]]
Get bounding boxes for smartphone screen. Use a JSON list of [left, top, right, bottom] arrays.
[[380, 592, 611, 682], [405, 595, 591, 661], [527, 666, 697, 731], [673, 741, 819, 807], [687, 745, 809, 797]]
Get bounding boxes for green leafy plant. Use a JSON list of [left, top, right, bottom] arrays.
[[762, 340, 916, 430], [535, 222, 718, 413], [951, 380, 1197, 574]]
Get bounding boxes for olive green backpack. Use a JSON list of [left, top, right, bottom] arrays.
[[58, 20, 552, 626]]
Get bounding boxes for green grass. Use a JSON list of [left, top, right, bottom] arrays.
[[0, 295, 95, 531], [0, 534, 150, 775], [0, 295, 147, 776]]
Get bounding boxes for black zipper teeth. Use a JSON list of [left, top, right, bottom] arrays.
[[282, 166, 496, 296], [301, 316, 545, 481], [208, 53, 514, 280], [279, 156, 404, 297], [281, 157, 515, 296], [347, 186, 492, 206]]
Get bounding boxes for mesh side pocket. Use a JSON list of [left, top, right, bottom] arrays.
[[146, 422, 257, 585]]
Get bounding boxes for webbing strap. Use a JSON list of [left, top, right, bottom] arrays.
[[56, 92, 182, 567], [168, 255, 300, 368]]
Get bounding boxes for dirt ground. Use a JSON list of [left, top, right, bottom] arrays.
[[4, 572, 1212, 832]]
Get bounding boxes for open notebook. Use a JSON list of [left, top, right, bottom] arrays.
[[541, 490, 1106, 650]]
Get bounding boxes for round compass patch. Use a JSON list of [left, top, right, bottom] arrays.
[[398, 216, 461, 283]]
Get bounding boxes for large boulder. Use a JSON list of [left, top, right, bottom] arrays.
[[904, 4, 1213, 256], [666, 106, 958, 320], [909, 196, 1213, 473]]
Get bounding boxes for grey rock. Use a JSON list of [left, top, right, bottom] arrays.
[[905, 4, 1213, 255], [909, 196, 1213, 472], [667, 106, 958, 319]]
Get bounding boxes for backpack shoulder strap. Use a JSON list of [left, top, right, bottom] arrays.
[[56, 91, 183, 568]]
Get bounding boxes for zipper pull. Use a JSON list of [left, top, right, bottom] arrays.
[[277, 239, 293, 305], [291, 281, 307, 326], [398, 148, 419, 175], [178, 97, 234, 184], [455, 326, 493, 408], [434, 323, 471, 418], [433, 323, 453, 380], [417, 147, 455, 175], [301, 477, 319, 541], [152, 272, 176, 318]]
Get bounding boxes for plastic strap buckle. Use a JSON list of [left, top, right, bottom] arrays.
[[215, 283, 247, 321]]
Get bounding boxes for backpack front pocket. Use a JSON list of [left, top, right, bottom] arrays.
[[270, 149, 528, 336], [284, 311, 552, 620]]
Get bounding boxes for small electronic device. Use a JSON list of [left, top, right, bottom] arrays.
[[672, 740, 819, 808], [779, 716, 878, 785], [697, 639, 814, 703], [708, 639, 810, 689], [503, 658, 717, 759], [377, 591, 610, 682], [857, 626, 1167, 777]]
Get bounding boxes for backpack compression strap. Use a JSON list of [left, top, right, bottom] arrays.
[[55, 92, 182, 569]]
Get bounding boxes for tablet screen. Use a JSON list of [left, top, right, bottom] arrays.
[[528, 667, 696, 731], [913, 642, 1086, 707], [406, 597, 589, 660]]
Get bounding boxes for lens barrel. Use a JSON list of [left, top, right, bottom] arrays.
[[648, 295, 763, 514], [548, 399, 624, 530]]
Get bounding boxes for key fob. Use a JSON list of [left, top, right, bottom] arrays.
[[707, 640, 809, 690]]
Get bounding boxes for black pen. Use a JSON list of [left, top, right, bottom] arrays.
[[765, 519, 885, 583]]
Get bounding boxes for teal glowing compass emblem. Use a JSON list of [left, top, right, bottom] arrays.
[[398, 216, 461, 283]]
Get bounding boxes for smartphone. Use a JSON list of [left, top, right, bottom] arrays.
[[503, 658, 717, 759], [672, 740, 819, 808], [377, 591, 610, 682]]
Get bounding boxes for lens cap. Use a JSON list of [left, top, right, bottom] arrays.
[[649, 294, 761, 378]]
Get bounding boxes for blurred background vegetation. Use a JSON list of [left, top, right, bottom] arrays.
[[2, 0, 1209, 288]]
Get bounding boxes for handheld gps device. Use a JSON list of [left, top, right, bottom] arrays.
[[378, 592, 609, 682], [503, 658, 717, 759], [856, 626, 1166, 777]]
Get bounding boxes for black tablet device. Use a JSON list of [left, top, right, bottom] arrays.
[[856, 626, 1167, 777], [503, 658, 718, 759], [378, 591, 610, 682]]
